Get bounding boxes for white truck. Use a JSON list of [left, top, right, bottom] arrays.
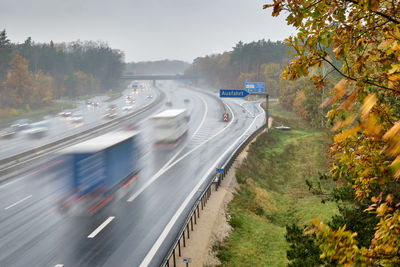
[[150, 109, 189, 145]]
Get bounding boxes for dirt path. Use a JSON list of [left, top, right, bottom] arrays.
[[172, 133, 260, 267]]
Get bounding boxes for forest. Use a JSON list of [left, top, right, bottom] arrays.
[[0, 30, 124, 115]]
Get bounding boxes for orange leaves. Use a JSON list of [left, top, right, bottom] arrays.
[[321, 79, 349, 108], [361, 94, 378, 119]]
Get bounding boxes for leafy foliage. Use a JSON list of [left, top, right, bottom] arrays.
[[265, 0, 400, 265]]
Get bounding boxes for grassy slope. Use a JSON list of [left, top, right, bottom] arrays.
[[216, 103, 337, 267]]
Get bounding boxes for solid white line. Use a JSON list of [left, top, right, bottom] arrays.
[[127, 103, 235, 203], [139, 111, 263, 267], [4, 195, 32, 210], [88, 216, 115, 238], [54, 265, 64, 267]]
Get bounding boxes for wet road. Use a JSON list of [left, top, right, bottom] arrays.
[[0, 82, 265, 267], [0, 83, 157, 161]]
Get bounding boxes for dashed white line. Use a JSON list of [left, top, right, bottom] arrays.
[[54, 264, 64, 267], [88, 216, 115, 238], [4, 195, 32, 210]]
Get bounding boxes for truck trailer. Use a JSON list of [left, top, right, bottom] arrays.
[[150, 109, 189, 147], [58, 131, 140, 214]]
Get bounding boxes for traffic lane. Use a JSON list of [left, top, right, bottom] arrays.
[[2, 86, 203, 264], [0, 86, 154, 160], [113, 110, 263, 267], [0, 87, 260, 266], [0, 89, 239, 267]]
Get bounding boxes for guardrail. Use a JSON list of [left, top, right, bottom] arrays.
[[0, 87, 165, 180], [161, 123, 267, 267]]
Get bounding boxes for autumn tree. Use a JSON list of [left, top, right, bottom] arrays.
[[265, 0, 400, 265], [3, 54, 32, 108], [31, 71, 54, 107]]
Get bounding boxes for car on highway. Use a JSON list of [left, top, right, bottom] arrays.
[[122, 105, 133, 111], [0, 127, 17, 139], [165, 101, 173, 107], [70, 114, 84, 123], [146, 95, 153, 99], [107, 104, 117, 111], [11, 119, 31, 131], [24, 121, 49, 138], [58, 110, 72, 117], [103, 112, 117, 119], [184, 99, 190, 103]]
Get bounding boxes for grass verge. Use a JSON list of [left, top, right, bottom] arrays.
[[215, 102, 337, 267]]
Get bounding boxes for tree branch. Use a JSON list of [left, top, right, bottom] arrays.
[[345, 0, 400, 24], [315, 53, 399, 93]]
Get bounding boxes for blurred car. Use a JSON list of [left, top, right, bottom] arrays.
[[11, 119, 31, 131], [24, 121, 49, 138], [0, 127, 17, 139], [146, 95, 153, 99], [165, 101, 172, 107], [107, 104, 117, 111], [59, 110, 72, 117], [184, 99, 190, 103], [92, 102, 99, 107], [86, 100, 93, 106], [71, 114, 83, 123], [103, 112, 117, 119], [122, 105, 133, 111]]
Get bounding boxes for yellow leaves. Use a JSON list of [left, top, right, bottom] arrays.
[[384, 121, 400, 140], [321, 79, 348, 108], [390, 155, 400, 178], [361, 94, 378, 120], [333, 126, 360, 143]]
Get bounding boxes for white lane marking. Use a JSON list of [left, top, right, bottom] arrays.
[[139, 111, 263, 267], [88, 216, 115, 238], [54, 264, 64, 267], [0, 178, 20, 189], [159, 95, 208, 173], [127, 103, 235, 203], [4, 195, 32, 210]]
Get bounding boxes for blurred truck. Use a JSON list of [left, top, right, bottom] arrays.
[[150, 109, 189, 148], [58, 131, 140, 214]]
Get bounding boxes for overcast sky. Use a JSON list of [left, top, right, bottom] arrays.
[[0, 0, 294, 63]]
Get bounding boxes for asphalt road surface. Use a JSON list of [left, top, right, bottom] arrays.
[[0, 83, 156, 161], [0, 81, 265, 267]]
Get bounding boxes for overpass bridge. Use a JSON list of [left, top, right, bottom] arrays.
[[120, 74, 198, 85]]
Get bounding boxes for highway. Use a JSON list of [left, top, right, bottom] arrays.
[[0, 83, 156, 161], [0, 81, 265, 267]]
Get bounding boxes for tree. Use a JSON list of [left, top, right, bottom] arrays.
[[31, 71, 54, 106], [265, 0, 400, 265], [3, 54, 32, 108]]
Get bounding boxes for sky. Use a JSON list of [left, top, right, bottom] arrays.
[[0, 0, 294, 63]]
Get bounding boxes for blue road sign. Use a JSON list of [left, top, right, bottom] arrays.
[[245, 79, 265, 93], [217, 168, 224, 173], [220, 89, 249, 98]]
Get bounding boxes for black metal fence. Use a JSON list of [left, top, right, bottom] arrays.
[[161, 123, 267, 267]]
